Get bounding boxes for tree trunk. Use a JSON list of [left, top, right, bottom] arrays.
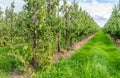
[[57, 5, 61, 52], [65, 8, 68, 49], [32, 15, 37, 68], [31, 56, 35, 68], [33, 21, 37, 49], [48, 0, 52, 26], [32, 3, 38, 68], [70, 7, 74, 49], [48, 0, 52, 15], [70, 37, 73, 48], [57, 33, 61, 52], [10, 9, 14, 44]]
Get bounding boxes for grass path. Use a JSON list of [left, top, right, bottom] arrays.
[[37, 31, 120, 78]]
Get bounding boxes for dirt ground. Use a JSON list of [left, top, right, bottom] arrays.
[[52, 35, 95, 61]]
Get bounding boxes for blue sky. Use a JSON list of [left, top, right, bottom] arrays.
[[0, 0, 119, 27]]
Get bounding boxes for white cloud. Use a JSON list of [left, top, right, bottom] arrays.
[[14, 0, 25, 12], [78, 0, 113, 27], [14, 0, 23, 3], [14, 0, 25, 5], [92, 0, 97, 4], [0, 3, 6, 12]]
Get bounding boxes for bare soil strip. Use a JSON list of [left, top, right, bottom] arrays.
[[52, 35, 95, 61]]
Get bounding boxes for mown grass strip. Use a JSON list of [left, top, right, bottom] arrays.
[[37, 31, 120, 78]]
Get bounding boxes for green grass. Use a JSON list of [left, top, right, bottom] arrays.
[[0, 47, 11, 78], [0, 46, 24, 78], [1, 31, 120, 78], [0, 70, 10, 78], [37, 31, 120, 78]]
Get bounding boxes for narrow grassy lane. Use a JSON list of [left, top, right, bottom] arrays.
[[38, 31, 120, 78]]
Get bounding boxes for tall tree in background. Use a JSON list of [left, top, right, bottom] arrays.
[[23, 0, 49, 68], [60, 0, 70, 50], [24, 0, 39, 67], [32, 1, 39, 68], [0, 7, 3, 18], [5, 7, 9, 25], [56, 0, 61, 52], [47, 0, 52, 26], [10, 1, 15, 43], [103, 0, 120, 39]]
